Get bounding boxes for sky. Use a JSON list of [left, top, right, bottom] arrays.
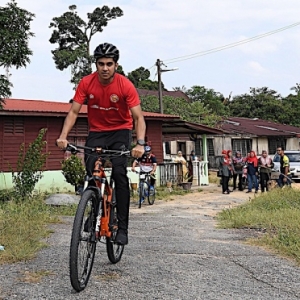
[[2, 0, 300, 102]]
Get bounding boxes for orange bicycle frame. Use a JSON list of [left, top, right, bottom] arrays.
[[93, 158, 113, 238]]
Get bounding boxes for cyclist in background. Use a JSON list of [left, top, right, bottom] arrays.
[[56, 43, 146, 245], [132, 145, 157, 190]]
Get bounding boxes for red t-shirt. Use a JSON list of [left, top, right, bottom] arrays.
[[73, 72, 140, 131]]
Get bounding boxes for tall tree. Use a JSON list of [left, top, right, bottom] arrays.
[[228, 87, 285, 123], [281, 83, 300, 126], [184, 85, 229, 116], [140, 95, 220, 126], [127, 66, 164, 90], [49, 5, 123, 88], [0, 0, 35, 108]]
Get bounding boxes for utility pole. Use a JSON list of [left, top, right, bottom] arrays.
[[156, 59, 163, 114], [156, 59, 179, 114]]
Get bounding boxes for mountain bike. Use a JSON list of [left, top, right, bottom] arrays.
[[65, 143, 130, 292], [135, 171, 155, 208]]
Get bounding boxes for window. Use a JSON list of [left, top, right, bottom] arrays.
[[231, 139, 252, 156], [4, 117, 24, 135], [207, 139, 215, 156], [195, 139, 214, 156], [268, 138, 286, 155]]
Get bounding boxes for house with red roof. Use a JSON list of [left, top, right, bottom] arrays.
[[0, 98, 223, 191]]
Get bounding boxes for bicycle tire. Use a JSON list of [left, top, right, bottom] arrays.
[[138, 181, 144, 208], [69, 190, 98, 292], [106, 189, 125, 263], [147, 185, 155, 205]]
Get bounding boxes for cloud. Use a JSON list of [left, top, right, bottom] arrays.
[[2, 0, 300, 101], [247, 61, 267, 74]]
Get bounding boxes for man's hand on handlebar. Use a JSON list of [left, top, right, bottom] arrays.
[[56, 138, 68, 150], [131, 144, 144, 158]]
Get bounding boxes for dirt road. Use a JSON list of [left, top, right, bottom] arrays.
[[1, 186, 300, 299]]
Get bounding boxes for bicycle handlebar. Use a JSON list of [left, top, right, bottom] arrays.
[[66, 143, 131, 157]]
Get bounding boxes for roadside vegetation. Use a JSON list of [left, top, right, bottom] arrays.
[[0, 190, 77, 264], [0, 185, 192, 264], [217, 188, 300, 264]]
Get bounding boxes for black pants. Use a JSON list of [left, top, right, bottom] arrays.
[[260, 172, 270, 192], [222, 175, 230, 193], [233, 173, 243, 190], [84, 130, 132, 231]]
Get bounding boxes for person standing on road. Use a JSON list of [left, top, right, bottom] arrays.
[[246, 151, 259, 193], [56, 43, 146, 245], [219, 150, 234, 194], [258, 150, 274, 192], [276, 147, 292, 187], [232, 151, 244, 191], [174, 151, 188, 182]]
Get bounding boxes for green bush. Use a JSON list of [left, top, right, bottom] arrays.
[[61, 155, 85, 190], [11, 128, 49, 200]]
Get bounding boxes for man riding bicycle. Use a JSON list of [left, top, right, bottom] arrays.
[[132, 145, 157, 189], [56, 43, 146, 245]]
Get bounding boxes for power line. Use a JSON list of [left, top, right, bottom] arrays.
[[163, 21, 300, 64]]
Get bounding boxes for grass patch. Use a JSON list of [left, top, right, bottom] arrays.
[[217, 188, 300, 263], [209, 171, 220, 184], [130, 185, 193, 202], [0, 191, 77, 264]]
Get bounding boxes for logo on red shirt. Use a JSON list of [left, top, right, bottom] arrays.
[[110, 94, 119, 103]]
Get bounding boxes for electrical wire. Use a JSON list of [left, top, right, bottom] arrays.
[[163, 21, 300, 64]]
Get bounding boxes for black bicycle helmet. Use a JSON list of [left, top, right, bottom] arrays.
[[94, 43, 119, 62]]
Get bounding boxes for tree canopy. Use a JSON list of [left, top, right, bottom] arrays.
[[0, 0, 35, 108], [49, 5, 123, 88], [127, 66, 164, 90], [140, 95, 221, 127]]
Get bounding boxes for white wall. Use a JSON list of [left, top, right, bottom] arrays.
[[214, 136, 231, 155], [286, 137, 300, 150]]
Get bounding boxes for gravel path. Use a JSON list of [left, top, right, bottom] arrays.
[[1, 186, 300, 300]]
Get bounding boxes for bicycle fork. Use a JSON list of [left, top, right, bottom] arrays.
[[95, 178, 106, 239]]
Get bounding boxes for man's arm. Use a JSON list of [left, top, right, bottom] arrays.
[[130, 104, 146, 158], [56, 101, 82, 149]]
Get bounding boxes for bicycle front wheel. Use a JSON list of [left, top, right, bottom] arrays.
[[69, 190, 98, 292], [106, 189, 124, 263], [147, 185, 155, 205]]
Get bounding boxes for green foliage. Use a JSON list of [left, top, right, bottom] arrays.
[[49, 5, 123, 87], [0, 193, 60, 264], [228, 87, 286, 122], [11, 129, 49, 200], [185, 85, 229, 117], [0, 75, 12, 109], [141, 94, 221, 126], [217, 188, 300, 263], [0, 0, 34, 107], [281, 84, 300, 127], [116, 65, 126, 76], [61, 155, 85, 188], [127, 66, 162, 90]]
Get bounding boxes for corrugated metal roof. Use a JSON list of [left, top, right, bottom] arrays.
[[1, 98, 179, 119], [221, 117, 300, 137]]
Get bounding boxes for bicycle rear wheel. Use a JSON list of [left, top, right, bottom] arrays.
[[69, 190, 98, 292], [147, 185, 155, 205], [106, 189, 124, 263]]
